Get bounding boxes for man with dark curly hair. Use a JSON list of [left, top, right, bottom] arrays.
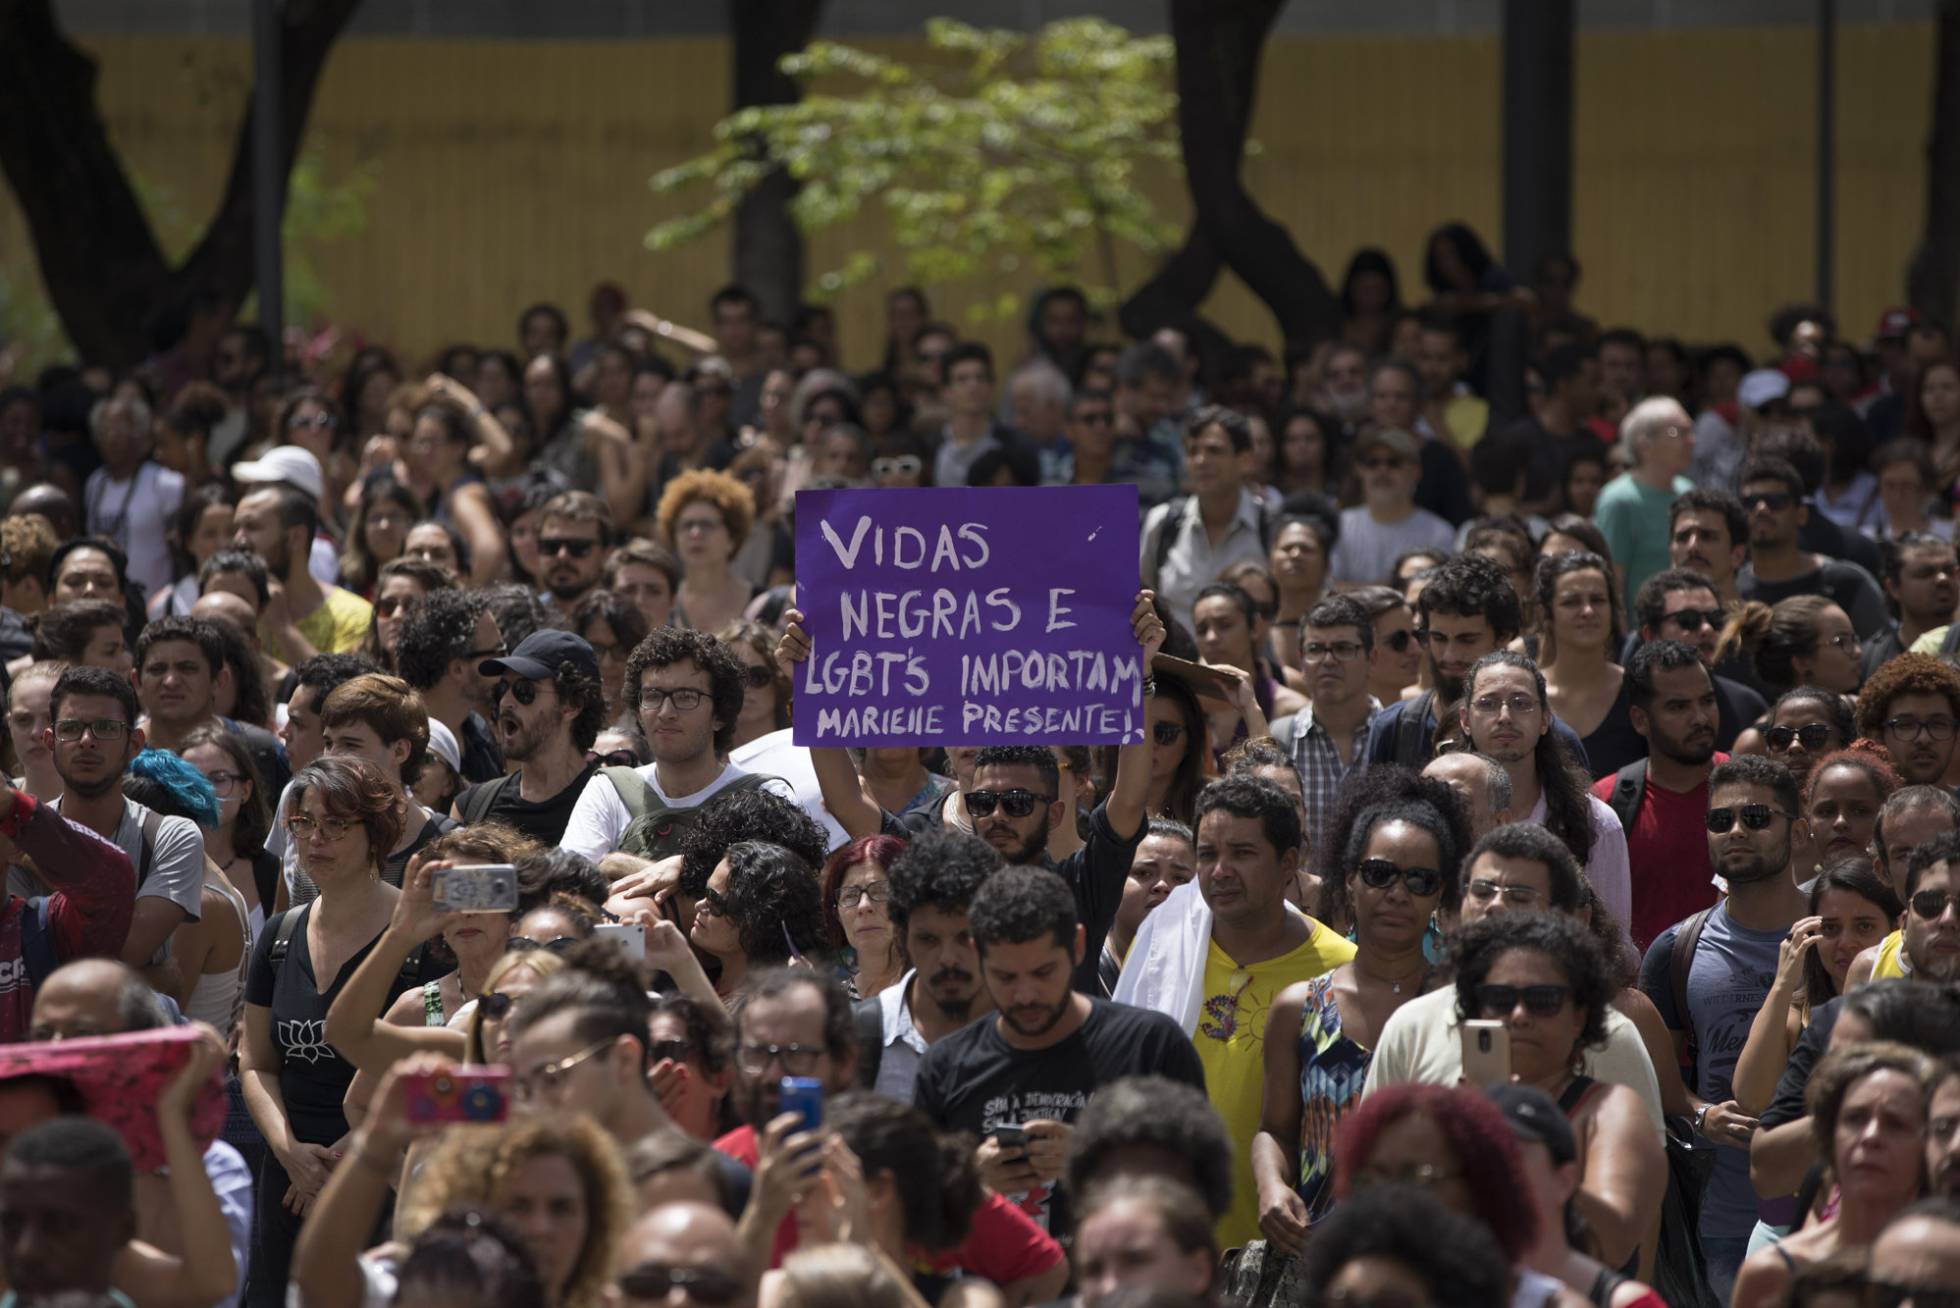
[[453, 630, 608, 847], [562, 627, 792, 863], [392, 588, 505, 784], [1856, 652, 1960, 786]]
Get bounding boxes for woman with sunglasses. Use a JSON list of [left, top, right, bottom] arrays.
[[717, 619, 791, 752], [870, 441, 930, 489], [1746, 686, 1857, 797], [468, 948, 568, 1064], [1735, 852, 1904, 1117], [1537, 551, 1646, 781], [656, 469, 757, 637], [818, 834, 907, 1001], [1449, 911, 1666, 1272], [277, 385, 360, 521], [686, 840, 828, 1002], [1731, 1042, 1940, 1308], [1349, 585, 1424, 705], [646, 992, 737, 1142], [1255, 796, 1460, 1249], [241, 756, 449, 1306], [339, 476, 423, 599], [1140, 676, 1211, 828], [360, 557, 457, 673], [293, 1055, 632, 1308]]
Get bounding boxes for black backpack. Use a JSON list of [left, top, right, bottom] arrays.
[[604, 768, 779, 861], [1603, 758, 1649, 835]]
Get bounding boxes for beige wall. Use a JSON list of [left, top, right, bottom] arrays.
[[0, 22, 1933, 372]]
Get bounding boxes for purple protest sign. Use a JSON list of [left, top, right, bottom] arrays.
[[793, 484, 1143, 747]]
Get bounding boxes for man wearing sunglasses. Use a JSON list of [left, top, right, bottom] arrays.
[[452, 630, 605, 848], [1733, 455, 1889, 636], [1638, 753, 1809, 1300], [611, 1202, 756, 1308], [393, 589, 506, 785], [1630, 567, 1766, 751], [536, 491, 612, 618], [1854, 653, 1960, 788], [45, 665, 204, 991], [1326, 426, 1454, 586], [1844, 788, 1960, 989]]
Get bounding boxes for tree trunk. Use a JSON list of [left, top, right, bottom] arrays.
[[1122, 0, 1338, 356], [1910, 0, 1960, 329], [730, 0, 825, 323], [0, 0, 361, 368], [1495, 0, 1574, 421]]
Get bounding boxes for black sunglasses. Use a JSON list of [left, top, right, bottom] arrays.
[[1152, 721, 1186, 746], [477, 992, 515, 1020], [1765, 723, 1833, 752], [648, 1038, 694, 1064], [966, 788, 1051, 819], [540, 537, 597, 558], [1381, 629, 1414, 653], [586, 748, 640, 768], [495, 680, 540, 707], [617, 1264, 743, 1308], [1910, 890, 1960, 921], [742, 664, 775, 691], [1743, 489, 1796, 512], [1356, 858, 1442, 898], [1477, 983, 1572, 1018], [1663, 607, 1727, 633], [1706, 804, 1789, 834], [508, 936, 578, 955]]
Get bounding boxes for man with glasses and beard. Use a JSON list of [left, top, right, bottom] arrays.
[[1594, 640, 1724, 951], [1366, 553, 1589, 768], [394, 590, 505, 785], [915, 867, 1203, 1236], [1273, 594, 1380, 843], [452, 631, 605, 848], [45, 665, 204, 990], [857, 828, 1001, 1104], [535, 491, 612, 619], [1639, 753, 1808, 1302], [1855, 653, 1960, 788]]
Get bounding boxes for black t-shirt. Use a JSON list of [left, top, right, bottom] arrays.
[[455, 763, 599, 849], [1736, 559, 1889, 635], [914, 998, 1206, 1236], [383, 813, 458, 888], [460, 713, 506, 785], [231, 719, 292, 797], [244, 903, 448, 1143]]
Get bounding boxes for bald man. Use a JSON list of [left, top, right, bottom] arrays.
[[612, 1202, 756, 1308], [1423, 750, 1514, 842]]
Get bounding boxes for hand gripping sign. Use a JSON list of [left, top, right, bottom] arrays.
[[793, 484, 1145, 747]]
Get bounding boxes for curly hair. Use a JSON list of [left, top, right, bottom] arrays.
[[677, 785, 828, 899], [287, 755, 404, 866], [655, 469, 755, 553], [1300, 1182, 1515, 1308], [398, 1116, 632, 1308], [1807, 1040, 1940, 1172], [818, 834, 907, 950], [969, 865, 1077, 954], [393, 1208, 543, 1308], [1804, 744, 1901, 816], [1534, 550, 1624, 664], [1451, 911, 1613, 1059], [1414, 551, 1522, 642], [394, 589, 492, 694], [1317, 766, 1473, 926], [1332, 1082, 1539, 1258], [886, 827, 1001, 945], [1193, 774, 1303, 858], [828, 1093, 980, 1252], [1063, 1075, 1234, 1219], [717, 840, 828, 967], [622, 627, 746, 757], [1339, 798, 1462, 914], [1857, 653, 1960, 740]]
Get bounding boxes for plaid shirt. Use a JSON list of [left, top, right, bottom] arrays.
[[1285, 698, 1380, 852]]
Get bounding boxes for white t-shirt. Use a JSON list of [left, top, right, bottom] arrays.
[[560, 761, 795, 863], [85, 461, 185, 596]]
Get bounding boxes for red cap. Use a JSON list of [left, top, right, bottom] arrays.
[[1876, 307, 1920, 342]]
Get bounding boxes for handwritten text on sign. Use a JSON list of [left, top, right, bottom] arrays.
[[793, 485, 1144, 746]]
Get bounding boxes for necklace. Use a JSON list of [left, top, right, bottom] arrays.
[[1355, 957, 1426, 996]]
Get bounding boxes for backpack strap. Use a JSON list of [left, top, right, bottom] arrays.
[[137, 807, 163, 888], [1605, 759, 1650, 835], [602, 766, 655, 822], [1670, 906, 1715, 1076], [266, 907, 304, 967], [459, 773, 517, 827], [1147, 497, 1190, 585], [852, 996, 885, 1090], [1394, 690, 1436, 767]]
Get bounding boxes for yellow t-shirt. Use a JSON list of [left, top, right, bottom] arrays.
[[1873, 929, 1908, 980], [267, 584, 373, 660], [1194, 921, 1357, 1251]]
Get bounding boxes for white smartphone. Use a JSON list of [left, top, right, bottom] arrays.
[[1460, 1019, 1512, 1087], [593, 922, 646, 964]]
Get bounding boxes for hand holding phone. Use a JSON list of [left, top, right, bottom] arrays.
[[433, 864, 518, 914], [593, 922, 646, 963], [1460, 1019, 1512, 1088]]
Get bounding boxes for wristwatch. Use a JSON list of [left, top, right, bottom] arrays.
[[1692, 1103, 1713, 1138]]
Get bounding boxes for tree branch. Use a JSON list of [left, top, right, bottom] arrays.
[[1911, 0, 1960, 328]]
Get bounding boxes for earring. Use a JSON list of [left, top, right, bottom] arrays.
[[1421, 912, 1445, 966]]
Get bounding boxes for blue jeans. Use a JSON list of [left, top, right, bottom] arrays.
[[1703, 1234, 1751, 1306]]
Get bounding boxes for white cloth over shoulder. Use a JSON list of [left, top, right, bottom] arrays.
[[1112, 879, 1316, 1036]]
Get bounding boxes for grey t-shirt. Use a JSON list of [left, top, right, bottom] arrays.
[[1329, 505, 1457, 585], [40, 795, 205, 966], [1639, 902, 1787, 1242]]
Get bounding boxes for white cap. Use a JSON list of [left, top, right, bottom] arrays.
[[424, 717, 462, 775], [232, 445, 325, 502], [1738, 369, 1791, 411]]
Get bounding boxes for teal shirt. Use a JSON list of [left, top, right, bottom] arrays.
[[1595, 471, 1694, 612]]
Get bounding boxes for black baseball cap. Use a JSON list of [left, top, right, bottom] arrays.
[[1484, 1083, 1576, 1165], [481, 629, 600, 684]]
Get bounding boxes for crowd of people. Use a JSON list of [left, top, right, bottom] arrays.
[[0, 221, 1956, 1308]]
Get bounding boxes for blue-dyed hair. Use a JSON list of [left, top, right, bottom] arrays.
[[123, 748, 221, 828]]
